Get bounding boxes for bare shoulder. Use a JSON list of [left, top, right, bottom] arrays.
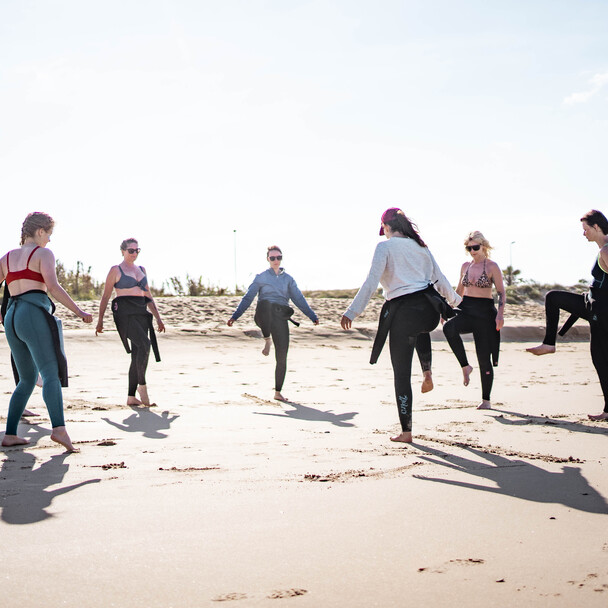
[[139, 266, 147, 274], [460, 261, 470, 272], [37, 247, 55, 262], [487, 259, 502, 273]]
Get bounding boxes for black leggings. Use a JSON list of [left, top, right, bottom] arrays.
[[443, 296, 497, 401], [388, 293, 440, 432], [127, 315, 151, 396], [254, 300, 290, 392], [543, 290, 608, 412]]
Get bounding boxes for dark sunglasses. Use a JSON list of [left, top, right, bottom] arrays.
[[466, 244, 481, 252], [268, 255, 282, 261], [127, 248, 141, 254]]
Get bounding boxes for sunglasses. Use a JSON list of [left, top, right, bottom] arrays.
[[268, 255, 282, 262], [466, 244, 481, 252], [126, 248, 141, 254]]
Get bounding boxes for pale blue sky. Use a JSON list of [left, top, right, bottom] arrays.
[[1, 0, 607, 292]]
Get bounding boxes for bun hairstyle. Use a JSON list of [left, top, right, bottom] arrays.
[[20, 212, 54, 245], [465, 230, 493, 257], [120, 238, 138, 251], [267, 245, 282, 257], [581, 210, 608, 235], [381, 208, 427, 248]]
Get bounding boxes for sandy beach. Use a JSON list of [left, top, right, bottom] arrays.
[[1, 297, 607, 607]]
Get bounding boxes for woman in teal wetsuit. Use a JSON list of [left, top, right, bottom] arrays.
[[96, 238, 165, 406], [0, 212, 93, 451]]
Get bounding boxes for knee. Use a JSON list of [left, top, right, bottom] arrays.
[[443, 321, 457, 338]]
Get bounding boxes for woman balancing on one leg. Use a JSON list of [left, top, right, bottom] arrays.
[[442, 231, 505, 410], [96, 238, 165, 406], [0, 212, 93, 451], [527, 210, 608, 421], [227, 245, 319, 402], [341, 208, 461, 443]]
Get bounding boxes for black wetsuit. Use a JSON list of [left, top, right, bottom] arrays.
[[254, 299, 294, 392], [111, 296, 160, 396], [370, 289, 441, 432], [542, 255, 608, 412], [443, 296, 499, 401]]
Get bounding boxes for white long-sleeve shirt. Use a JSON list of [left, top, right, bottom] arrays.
[[344, 236, 462, 320]]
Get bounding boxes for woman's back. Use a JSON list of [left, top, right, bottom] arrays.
[[2, 246, 46, 295]]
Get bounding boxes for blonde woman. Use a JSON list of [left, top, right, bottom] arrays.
[[0, 212, 92, 451], [96, 238, 165, 406], [443, 231, 505, 409]]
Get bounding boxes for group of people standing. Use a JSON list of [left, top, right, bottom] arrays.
[[1, 208, 607, 452]]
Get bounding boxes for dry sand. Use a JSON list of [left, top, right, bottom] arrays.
[[1, 297, 607, 607]]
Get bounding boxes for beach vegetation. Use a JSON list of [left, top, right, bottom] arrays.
[[56, 260, 104, 300]]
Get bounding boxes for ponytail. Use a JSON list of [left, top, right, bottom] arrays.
[[385, 211, 426, 248]]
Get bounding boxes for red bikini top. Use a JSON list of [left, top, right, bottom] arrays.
[[5, 246, 45, 285]]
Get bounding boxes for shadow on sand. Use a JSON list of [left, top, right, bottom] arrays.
[[102, 406, 179, 438], [0, 449, 100, 525], [490, 408, 608, 437], [410, 443, 608, 515], [253, 400, 357, 428]]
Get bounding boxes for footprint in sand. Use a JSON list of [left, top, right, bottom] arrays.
[[211, 593, 248, 602], [267, 589, 308, 599]]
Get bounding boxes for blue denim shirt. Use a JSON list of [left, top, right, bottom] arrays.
[[231, 268, 318, 322]]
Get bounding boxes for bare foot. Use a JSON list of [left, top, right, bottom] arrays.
[[526, 344, 556, 356], [274, 391, 289, 403], [588, 412, 608, 421], [462, 365, 473, 386], [1, 435, 30, 447], [390, 431, 413, 443], [50, 426, 79, 452], [137, 385, 156, 407], [477, 400, 491, 410], [262, 338, 272, 357], [21, 409, 37, 417], [127, 396, 142, 406], [421, 372, 433, 393]]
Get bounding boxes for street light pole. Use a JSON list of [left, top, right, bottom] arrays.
[[509, 241, 516, 286], [233, 229, 238, 294]]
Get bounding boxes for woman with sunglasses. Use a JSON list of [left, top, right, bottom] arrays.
[[227, 245, 319, 402], [442, 231, 505, 410], [0, 212, 93, 451], [527, 210, 608, 421], [96, 238, 165, 406], [341, 208, 461, 443]]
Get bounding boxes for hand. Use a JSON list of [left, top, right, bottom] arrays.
[[157, 320, 166, 333], [496, 317, 504, 331], [227, 318, 235, 327], [340, 315, 352, 330], [80, 312, 93, 323], [313, 319, 320, 325], [95, 322, 103, 336]]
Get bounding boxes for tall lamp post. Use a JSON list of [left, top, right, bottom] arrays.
[[509, 241, 516, 285], [233, 229, 238, 294]]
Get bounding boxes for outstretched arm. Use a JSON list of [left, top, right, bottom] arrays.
[[96, 268, 117, 335], [227, 278, 260, 325], [40, 249, 92, 323], [288, 277, 318, 323]]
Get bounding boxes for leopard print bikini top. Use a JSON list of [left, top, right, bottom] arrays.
[[462, 259, 492, 289]]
